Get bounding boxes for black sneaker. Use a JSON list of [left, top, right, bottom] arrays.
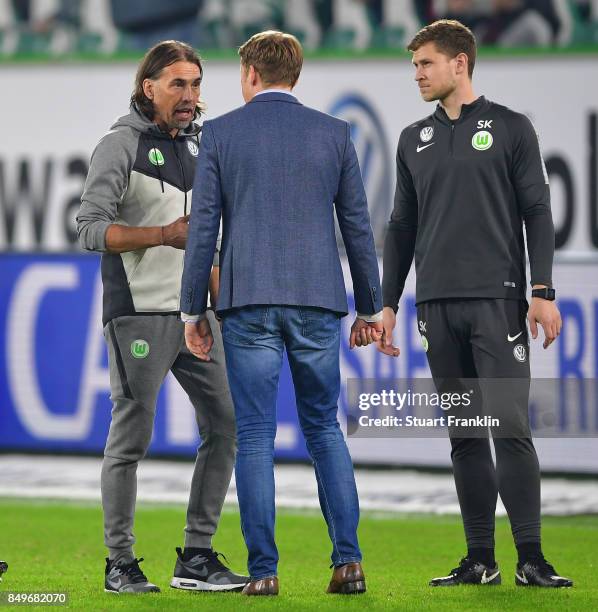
[[430, 557, 501, 586], [170, 547, 249, 591], [515, 556, 573, 588], [104, 558, 160, 594], [0, 561, 7, 582]]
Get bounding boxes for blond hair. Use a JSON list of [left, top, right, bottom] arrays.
[[238, 30, 303, 87]]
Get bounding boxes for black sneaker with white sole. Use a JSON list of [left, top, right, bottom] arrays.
[[104, 557, 160, 594], [0, 561, 7, 581], [515, 556, 573, 588], [430, 557, 501, 586], [170, 547, 249, 592]]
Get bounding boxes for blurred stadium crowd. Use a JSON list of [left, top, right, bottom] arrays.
[[1, 0, 597, 57]]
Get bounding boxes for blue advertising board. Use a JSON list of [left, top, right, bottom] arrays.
[[0, 254, 310, 458], [1, 254, 598, 471]]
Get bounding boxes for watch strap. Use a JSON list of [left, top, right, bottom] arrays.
[[531, 287, 556, 300]]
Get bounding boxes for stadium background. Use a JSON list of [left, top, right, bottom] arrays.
[[0, 1, 597, 609]]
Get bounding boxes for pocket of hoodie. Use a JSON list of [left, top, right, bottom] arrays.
[[122, 249, 146, 286]]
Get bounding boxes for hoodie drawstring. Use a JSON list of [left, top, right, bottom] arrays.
[[171, 139, 188, 216]]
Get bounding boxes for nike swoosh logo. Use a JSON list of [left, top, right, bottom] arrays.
[[507, 332, 523, 342], [481, 570, 500, 584], [516, 571, 528, 584], [182, 565, 209, 578], [107, 577, 122, 589], [416, 143, 435, 152]]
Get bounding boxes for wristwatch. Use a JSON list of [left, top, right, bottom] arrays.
[[531, 287, 556, 301]]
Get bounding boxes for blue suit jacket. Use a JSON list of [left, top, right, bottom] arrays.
[[180, 91, 382, 317]]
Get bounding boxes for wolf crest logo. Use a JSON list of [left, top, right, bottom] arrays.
[[472, 130, 493, 151], [131, 339, 150, 359]]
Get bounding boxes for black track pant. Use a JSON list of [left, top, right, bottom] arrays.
[[416, 299, 541, 549]]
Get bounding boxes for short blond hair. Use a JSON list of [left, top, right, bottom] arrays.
[[238, 30, 303, 87]]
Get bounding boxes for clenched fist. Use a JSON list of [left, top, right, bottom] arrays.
[[162, 215, 190, 249]]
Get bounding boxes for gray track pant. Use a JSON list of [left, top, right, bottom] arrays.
[[101, 312, 236, 562]]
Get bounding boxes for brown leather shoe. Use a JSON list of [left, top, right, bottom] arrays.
[[242, 576, 279, 596], [327, 562, 366, 594]]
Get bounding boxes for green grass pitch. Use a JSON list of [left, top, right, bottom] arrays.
[[0, 499, 596, 610]]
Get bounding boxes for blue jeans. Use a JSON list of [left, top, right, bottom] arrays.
[[222, 305, 362, 579]]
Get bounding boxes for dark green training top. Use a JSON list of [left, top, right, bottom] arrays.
[[382, 95, 554, 310]]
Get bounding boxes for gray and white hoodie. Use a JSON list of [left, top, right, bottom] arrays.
[[77, 104, 216, 326]]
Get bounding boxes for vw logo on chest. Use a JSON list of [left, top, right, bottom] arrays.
[[420, 126, 434, 142], [187, 140, 199, 157]]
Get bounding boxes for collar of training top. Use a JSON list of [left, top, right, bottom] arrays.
[[433, 95, 489, 125]]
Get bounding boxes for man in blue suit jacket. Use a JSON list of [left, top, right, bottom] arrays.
[[180, 31, 383, 596]]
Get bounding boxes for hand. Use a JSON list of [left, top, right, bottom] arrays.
[[376, 306, 400, 357], [184, 318, 213, 361], [528, 297, 562, 349], [162, 215, 190, 249], [350, 318, 383, 349]]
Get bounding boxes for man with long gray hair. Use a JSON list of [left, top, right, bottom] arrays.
[[77, 40, 247, 595]]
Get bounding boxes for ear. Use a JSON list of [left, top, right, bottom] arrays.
[[249, 65, 260, 87], [455, 52, 469, 76], [142, 78, 154, 100]]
